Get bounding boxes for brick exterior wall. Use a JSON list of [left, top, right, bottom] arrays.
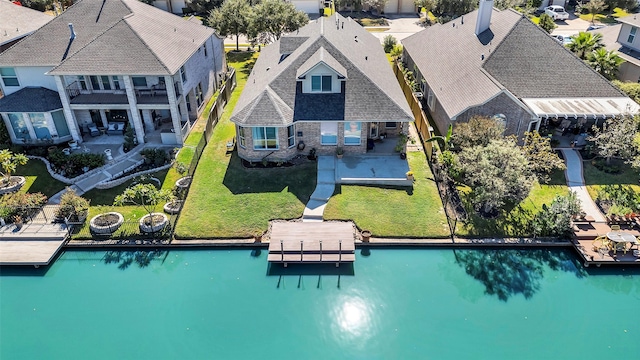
[[235, 121, 406, 162], [456, 92, 535, 140]]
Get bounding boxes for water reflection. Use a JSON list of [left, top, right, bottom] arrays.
[[453, 248, 586, 301], [103, 250, 167, 270], [330, 295, 376, 347]]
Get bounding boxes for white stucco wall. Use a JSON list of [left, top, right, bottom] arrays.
[[1, 66, 56, 95]]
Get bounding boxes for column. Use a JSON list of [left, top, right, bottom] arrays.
[[21, 113, 36, 140], [165, 75, 183, 145], [99, 110, 108, 127], [122, 75, 145, 145], [54, 75, 82, 143]]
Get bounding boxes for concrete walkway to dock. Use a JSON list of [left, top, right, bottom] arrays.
[[302, 156, 335, 222], [560, 149, 606, 222]]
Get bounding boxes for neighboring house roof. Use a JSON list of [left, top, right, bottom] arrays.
[[591, 23, 640, 67], [0, 0, 53, 47], [0, 0, 217, 75], [0, 87, 62, 112], [616, 13, 640, 28], [231, 14, 413, 126], [403, 8, 627, 120], [483, 18, 623, 99]]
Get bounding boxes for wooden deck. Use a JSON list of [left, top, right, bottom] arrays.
[[268, 222, 355, 266], [0, 224, 69, 267], [572, 222, 640, 266]]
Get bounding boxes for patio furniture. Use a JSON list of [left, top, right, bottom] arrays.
[[607, 232, 636, 254], [610, 224, 621, 232], [88, 125, 100, 137], [106, 122, 125, 135], [104, 148, 113, 161]]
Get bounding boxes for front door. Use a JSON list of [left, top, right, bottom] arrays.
[[370, 122, 378, 138]]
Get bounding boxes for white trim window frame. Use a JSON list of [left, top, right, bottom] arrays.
[[427, 88, 435, 110], [311, 75, 332, 92], [180, 66, 187, 83], [0, 67, 19, 87], [629, 26, 637, 44], [287, 124, 295, 148], [320, 122, 338, 145], [238, 126, 246, 148], [252, 127, 279, 150]]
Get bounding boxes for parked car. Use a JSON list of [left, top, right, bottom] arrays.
[[545, 6, 570, 21]]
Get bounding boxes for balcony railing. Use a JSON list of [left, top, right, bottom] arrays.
[[65, 81, 81, 99]]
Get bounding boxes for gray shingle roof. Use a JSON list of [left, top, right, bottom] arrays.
[[483, 18, 624, 98], [296, 46, 347, 78], [0, 87, 62, 112], [402, 9, 520, 119], [0, 0, 52, 47], [231, 14, 413, 126], [0, 0, 216, 75], [617, 14, 640, 27], [402, 8, 627, 119]]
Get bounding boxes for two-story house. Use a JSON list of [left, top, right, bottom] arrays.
[[593, 15, 640, 83], [230, 13, 413, 162], [0, 0, 226, 146], [402, 0, 638, 142]]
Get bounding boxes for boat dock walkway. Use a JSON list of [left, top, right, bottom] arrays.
[[267, 222, 355, 267], [0, 223, 69, 267]]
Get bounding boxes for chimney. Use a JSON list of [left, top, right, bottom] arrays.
[[475, 0, 494, 36], [68, 23, 76, 40]]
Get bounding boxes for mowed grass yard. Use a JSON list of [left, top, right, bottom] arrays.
[[16, 159, 67, 198], [584, 160, 640, 201], [175, 51, 317, 238], [324, 151, 450, 238], [455, 169, 569, 237]]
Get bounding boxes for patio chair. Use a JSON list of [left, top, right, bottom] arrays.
[[88, 124, 100, 137], [614, 241, 629, 255], [610, 224, 621, 232], [591, 236, 609, 252]]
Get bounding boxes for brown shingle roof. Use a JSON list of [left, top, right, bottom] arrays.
[[0, 0, 52, 47]]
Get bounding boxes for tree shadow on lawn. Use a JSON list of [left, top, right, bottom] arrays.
[[459, 197, 536, 237], [453, 248, 586, 301], [222, 153, 317, 204], [17, 159, 66, 198]]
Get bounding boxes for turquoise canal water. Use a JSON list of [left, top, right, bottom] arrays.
[[1, 248, 639, 359]]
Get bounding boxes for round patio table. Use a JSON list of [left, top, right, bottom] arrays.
[[606, 232, 636, 243]]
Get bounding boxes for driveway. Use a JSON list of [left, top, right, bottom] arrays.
[[550, 13, 592, 37], [369, 14, 425, 43]]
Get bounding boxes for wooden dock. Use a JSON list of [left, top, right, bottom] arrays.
[[267, 222, 355, 266], [0, 224, 69, 267], [572, 222, 640, 266]]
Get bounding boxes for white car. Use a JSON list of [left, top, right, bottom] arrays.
[[545, 6, 569, 21]]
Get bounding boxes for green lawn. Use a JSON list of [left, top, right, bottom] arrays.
[[455, 169, 568, 237], [16, 159, 67, 198], [583, 160, 640, 200], [324, 151, 450, 238], [176, 51, 321, 238], [580, 8, 629, 24]]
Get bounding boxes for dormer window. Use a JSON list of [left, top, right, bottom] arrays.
[[311, 75, 331, 92]]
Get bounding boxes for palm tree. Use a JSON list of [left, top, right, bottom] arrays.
[[425, 124, 453, 151], [583, 0, 607, 24], [567, 32, 604, 60], [587, 48, 624, 80]]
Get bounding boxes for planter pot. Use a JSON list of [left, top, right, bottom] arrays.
[[139, 213, 168, 233], [407, 175, 414, 181], [163, 200, 183, 215], [336, 154, 343, 159], [175, 176, 192, 190], [400, 152, 407, 160], [90, 212, 124, 234], [361, 230, 371, 242], [0, 176, 26, 195]]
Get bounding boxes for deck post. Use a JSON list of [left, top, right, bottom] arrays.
[[338, 240, 342, 267], [300, 240, 303, 262], [320, 240, 322, 261], [280, 240, 283, 262]]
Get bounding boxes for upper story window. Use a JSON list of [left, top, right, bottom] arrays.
[[311, 75, 331, 92], [180, 66, 187, 83], [132, 77, 147, 87], [0, 68, 19, 87], [629, 26, 638, 43]]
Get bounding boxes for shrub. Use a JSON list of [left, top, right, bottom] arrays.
[[140, 148, 169, 167], [54, 188, 90, 222], [531, 191, 583, 238], [47, 150, 105, 177], [383, 35, 397, 53], [596, 184, 640, 213], [591, 158, 621, 174]]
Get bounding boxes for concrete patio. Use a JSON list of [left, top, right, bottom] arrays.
[[337, 154, 411, 186]]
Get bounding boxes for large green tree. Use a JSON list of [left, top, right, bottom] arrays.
[[589, 114, 640, 165], [248, 0, 309, 44], [208, 0, 252, 51], [521, 131, 566, 184], [583, 0, 607, 24], [587, 48, 624, 80], [433, 0, 476, 17], [186, 0, 223, 14], [451, 116, 505, 149], [458, 138, 534, 214], [567, 32, 604, 60], [364, 0, 389, 14]]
